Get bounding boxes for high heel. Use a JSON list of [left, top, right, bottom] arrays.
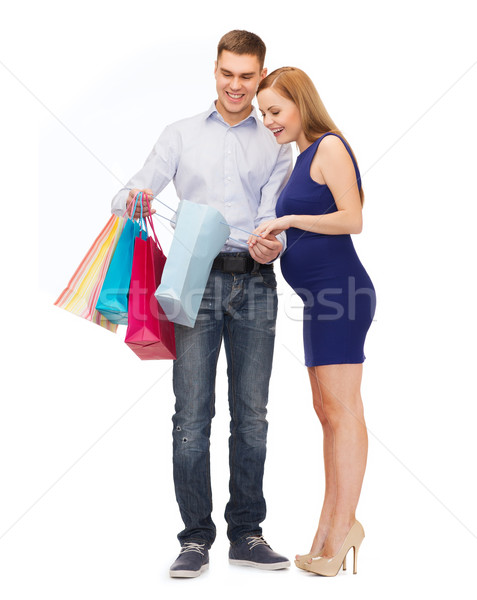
[[295, 552, 347, 571], [304, 521, 364, 577], [294, 552, 321, 571]]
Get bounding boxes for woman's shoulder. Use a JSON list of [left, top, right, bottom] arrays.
[[316, 133, 349, 154], [315, 133, 356, 168], [310, 133, 357, 185]]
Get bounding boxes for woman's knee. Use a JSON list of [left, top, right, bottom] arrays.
[[321, 392, 364, 426], [312, 397, 328, 426]]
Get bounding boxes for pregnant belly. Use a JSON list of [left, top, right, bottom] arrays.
[[280, 233, 370, 293]]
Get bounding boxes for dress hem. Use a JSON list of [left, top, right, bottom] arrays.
[[305, 357, 366, 368]]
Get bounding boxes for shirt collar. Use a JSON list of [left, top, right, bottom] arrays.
[[205, 101, 259, 127]]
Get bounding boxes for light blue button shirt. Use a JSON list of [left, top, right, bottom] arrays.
[[111, 102, 293, 253]]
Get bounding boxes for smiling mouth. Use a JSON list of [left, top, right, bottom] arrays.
[[272, 127, 284, 137], [226, 91, 245, 100]]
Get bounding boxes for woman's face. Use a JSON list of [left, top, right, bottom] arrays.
[[258, 87, 304, 147]]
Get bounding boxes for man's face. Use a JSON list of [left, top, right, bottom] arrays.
[[214, 50, 266, 124]]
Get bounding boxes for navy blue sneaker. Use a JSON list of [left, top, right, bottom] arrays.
[[229, 535, 290, 570], [169, 542, 209, 578]]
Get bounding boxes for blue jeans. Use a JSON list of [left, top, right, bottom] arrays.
[[172, 267, 278, 547]]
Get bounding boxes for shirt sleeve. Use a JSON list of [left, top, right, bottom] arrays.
[[254, 142, 293, 257], [111, 125, 181, 216]]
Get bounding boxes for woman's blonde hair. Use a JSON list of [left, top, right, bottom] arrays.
[[258, 67, 364, 204]]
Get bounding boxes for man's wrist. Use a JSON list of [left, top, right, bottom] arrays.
[[266, 241, 283, 264]]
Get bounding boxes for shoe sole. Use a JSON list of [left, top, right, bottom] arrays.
[[229, 559, 291, 570], [169, 564, 209, 578]]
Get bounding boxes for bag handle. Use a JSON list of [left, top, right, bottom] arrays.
[[126, 187, 260, 247], [121, 190, 142, 220], [142, 194, 162, 250], [126, 191, 149, 240]]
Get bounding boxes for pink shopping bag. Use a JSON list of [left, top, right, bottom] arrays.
[[125, 201, 176, 360]]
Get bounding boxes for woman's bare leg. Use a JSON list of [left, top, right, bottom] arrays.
[[296, 367, 337, 559], [310, 363, 368, 559]]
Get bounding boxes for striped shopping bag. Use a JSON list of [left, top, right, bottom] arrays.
[[54, 215, 126, 332]]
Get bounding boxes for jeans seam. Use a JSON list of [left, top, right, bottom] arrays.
[[225, 315, 238, 521], [206, 322, 224, 518]]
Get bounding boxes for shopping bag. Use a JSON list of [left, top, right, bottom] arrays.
[[154, 200, 230, 328], [96, 211, 143, 325], [54, 215, 126, 332], [125, 213, 176, 360]]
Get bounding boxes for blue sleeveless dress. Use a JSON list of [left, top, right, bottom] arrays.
[[276, 133, 376, 367]]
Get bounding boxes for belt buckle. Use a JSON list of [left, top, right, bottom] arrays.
[[224, 256, 247, 273]]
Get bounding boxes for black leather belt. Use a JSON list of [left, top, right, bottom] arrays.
[[212, 252, 273, 274]]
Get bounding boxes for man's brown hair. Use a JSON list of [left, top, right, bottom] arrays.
[[217, 30, 266, 69]]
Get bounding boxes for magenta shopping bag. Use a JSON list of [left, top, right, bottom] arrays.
[[125, 209, 176, 360]]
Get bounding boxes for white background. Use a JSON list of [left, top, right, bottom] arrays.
[[1, 0, 476, 598]]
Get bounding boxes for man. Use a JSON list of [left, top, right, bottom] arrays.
[[112, 30, 292, 578]]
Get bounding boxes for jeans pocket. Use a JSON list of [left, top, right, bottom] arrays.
[[259, 270, 277, 290]]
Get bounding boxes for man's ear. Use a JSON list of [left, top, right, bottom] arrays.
[[260, 67, 268, 81]]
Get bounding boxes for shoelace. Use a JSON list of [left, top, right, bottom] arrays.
[[246, 535, 271, 551], [180, 542, 205, 556]]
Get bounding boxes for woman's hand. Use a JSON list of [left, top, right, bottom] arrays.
[[247, 215, 294, 247]]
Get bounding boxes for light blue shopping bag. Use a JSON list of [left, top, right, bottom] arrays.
[[155, 200, 230, 327]]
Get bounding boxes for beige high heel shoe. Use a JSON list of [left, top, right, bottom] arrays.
[[304, 521, 364, 577], [295, 552, 320, 571], [295, 552, 347, 571]]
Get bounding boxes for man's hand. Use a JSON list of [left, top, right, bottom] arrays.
[[126, 188, 156, 218], [248, 233, 282, 264]]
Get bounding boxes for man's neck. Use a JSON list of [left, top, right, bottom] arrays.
[[215, 100, 253, 126]]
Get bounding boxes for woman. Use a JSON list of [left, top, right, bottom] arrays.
[[249, 67, 376, 577]]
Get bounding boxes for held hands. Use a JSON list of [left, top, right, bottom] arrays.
[[248, 233, 283, 264], [126, 189, 157, 218], [247, 216, 294, 263]]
